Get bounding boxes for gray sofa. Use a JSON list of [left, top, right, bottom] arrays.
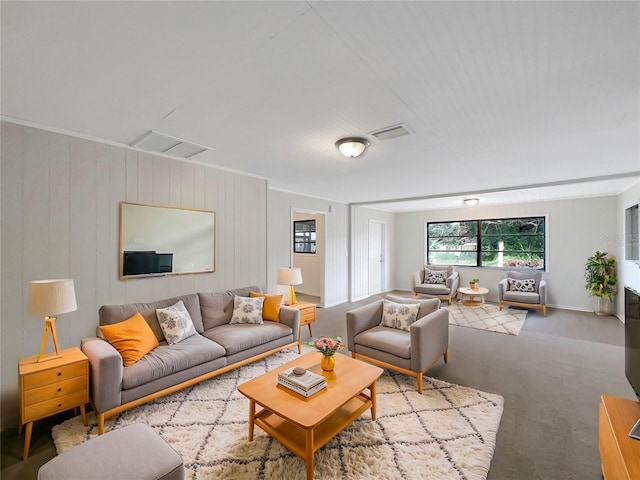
[[81, 286, 300, 434], [347, 295, 449, 393]]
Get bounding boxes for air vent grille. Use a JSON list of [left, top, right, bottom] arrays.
[[369, 124, 411, 141], [131, 131, 209, 159]]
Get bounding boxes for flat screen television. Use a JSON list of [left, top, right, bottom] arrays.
[[123, 251, 173, 276], [624, 286, 640, 439]]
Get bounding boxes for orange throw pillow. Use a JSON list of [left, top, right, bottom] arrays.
[[98, 312, 159, 366], [249, 292, 283, 322]]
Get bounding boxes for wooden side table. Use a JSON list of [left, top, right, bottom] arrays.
[[19, 346, 89, 460], [288, 301, 317, 347], [458, 287, 489, 306], [599, 394, 640, 479]]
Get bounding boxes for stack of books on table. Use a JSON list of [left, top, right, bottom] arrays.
[[277, 367, 327, 397]]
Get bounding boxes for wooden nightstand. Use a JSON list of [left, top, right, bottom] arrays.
[[288, 300, 317, 339], [19, 346, 89, 460]]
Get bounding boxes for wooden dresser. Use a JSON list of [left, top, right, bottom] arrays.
[[19, 346, 89, 459], [288, 301, 316, 337], [599, 394, 640, 479]]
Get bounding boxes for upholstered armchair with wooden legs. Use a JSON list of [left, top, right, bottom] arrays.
[[498, 271, 547, 316], [346, 295, 449, 393], [413, 265, 459, 304]]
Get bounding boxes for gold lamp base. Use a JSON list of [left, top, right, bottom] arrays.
[[288, 285, 297, 305], [37, 317, 62, 363]]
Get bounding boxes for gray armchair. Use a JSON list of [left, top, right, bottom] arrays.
[[346, 295, 449, 393], [413, 265, 460, 304], [498, 271, 547, 316]]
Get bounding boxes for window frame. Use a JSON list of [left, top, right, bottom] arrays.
[[293, 219, 317, 254], [426, 216, 546, 271]]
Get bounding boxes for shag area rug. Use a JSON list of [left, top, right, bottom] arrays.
[[52, 351, 503, 480], [448, 302, 527, 336]]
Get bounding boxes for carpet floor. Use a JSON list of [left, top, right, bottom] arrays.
[[447, 302, 527, 335], [52, 350, 503, 480]]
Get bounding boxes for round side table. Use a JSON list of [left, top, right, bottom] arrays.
[[458, 287, 489, 306]]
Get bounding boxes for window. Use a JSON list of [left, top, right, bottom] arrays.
[[294, 220, 316, 254], [427, 216, 545, 270]]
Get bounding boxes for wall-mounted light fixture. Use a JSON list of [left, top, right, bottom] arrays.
[[335, 137, 370, 158], [463, 198, 480, 206]]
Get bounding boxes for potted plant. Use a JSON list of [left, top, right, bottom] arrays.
[[584, 251, 617, 315], [470, 278, 479, 290]]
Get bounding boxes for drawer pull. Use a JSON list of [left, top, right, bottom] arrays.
[[58, 403, 62, 408], [57, 372, 62, 376], [58, 388, 62, 392]]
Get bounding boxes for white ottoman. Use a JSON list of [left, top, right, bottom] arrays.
[[38, 423, 184, 480]]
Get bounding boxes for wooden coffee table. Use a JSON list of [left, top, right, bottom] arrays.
[[237, 351, 383, 480], [458, 286, 489, 306]]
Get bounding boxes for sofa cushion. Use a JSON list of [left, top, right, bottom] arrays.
[[156, 300, 198, 345], [508, 278, 536, 292], [230, 296, 264, 324], [99, 313, 159, 367], [198, 286, 261, 330], [122, 334, 226, 390], [99, 294, 204, 342], [380, 299, 420, 331], [503, 291, 541, 305], [354, 325, 411, 359], [386, 295, 440, 319], [250, 292, 283, 322], [415, 283, 451, 295], [203, 322, 292, 356], [424, 268, 447, 284]]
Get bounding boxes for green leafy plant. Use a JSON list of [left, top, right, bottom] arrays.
[[471, 278, 479, 284], [584, 251, 617, 301]]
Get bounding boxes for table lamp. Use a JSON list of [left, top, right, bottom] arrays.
[[28, 279, 77, 362], [277, 267, 303, 305]]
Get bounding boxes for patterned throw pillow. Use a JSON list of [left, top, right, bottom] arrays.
[[424, 268, 448, 284], [508, 278, 536, 292], [156, 300, 198, 345], [230, 295, 265, 324], [380, 299, 421, 331]]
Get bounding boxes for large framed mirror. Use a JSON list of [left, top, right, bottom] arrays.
[[120, 202, 215, 279]]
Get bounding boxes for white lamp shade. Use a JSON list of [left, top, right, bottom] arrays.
[[28, 279, 77, 317], [336, 138, 369, 158], [277, 267, 303, 285]]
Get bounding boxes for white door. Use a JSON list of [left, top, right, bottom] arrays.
[[368, 221, 384, 295]]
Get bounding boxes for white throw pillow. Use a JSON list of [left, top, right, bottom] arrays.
[[230, 295, 264, 324], [424, 268, 448, 284], [156, 300, 198, 345], [508, 278, 536, 292], [380, 299, 421, 331]]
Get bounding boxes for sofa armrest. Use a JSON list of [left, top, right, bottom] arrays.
[[346, 300, 384, 352], [413, 270, 423, 288], [447, 271, 460, 292], [278, 306, 301, 343], [81, 337, 123, 413], [410, 307, 449, 373], [539, 279, 547, 304], [498, 278, 509, 300]]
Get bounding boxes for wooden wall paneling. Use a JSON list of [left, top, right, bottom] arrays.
[[68, 137, 98, 347], [94, 143, 112, 323], [22, 128, 51, 354], [108, 146, 127, 303], [217, 170, 233, 289], [1, 122, 26, 427], [49, 133, 71, 280], [194, 164, 205, 210], [169, 161, 182, 208], [136, 152, 153, 206], [181, 162, 195, 209], [125, 150, 138, 203]]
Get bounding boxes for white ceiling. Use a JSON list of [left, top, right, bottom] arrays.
[[2, 1, 639, 212]]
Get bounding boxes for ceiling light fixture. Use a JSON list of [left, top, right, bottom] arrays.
[[463, 198, 480, 206], [335, 137, 370, 158]]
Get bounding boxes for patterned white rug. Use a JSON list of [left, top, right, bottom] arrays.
[[448, 302, 527, 335], [52, 351, 503, 480]]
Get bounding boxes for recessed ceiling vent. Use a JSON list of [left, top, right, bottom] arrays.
[[369, 124, 411, 141], [131, 131, 210, 159]]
